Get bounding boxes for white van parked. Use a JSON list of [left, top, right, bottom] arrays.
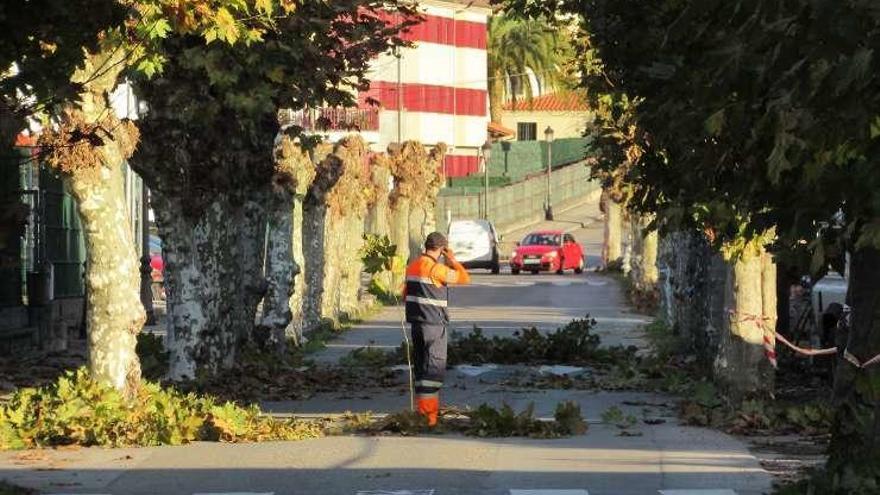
[[447, 219, 501, 274]]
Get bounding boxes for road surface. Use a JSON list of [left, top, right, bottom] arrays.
[[0, 199, 773, 495]]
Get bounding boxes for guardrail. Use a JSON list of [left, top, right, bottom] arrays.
[[436, 161, 599, 234]]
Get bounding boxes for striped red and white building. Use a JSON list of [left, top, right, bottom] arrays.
[[358, 0, 492, 177]]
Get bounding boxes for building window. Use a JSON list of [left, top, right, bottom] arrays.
[[517, 122, 537, 141]]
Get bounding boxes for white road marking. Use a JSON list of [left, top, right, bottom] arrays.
[[356, 491, 435, 495], [473, 281, 537, 288], [510, 490, 589, 495], [538, 365, 586, 376], [455, 364, 499, 376], [593, 316, 654, 324], [584, 279, 608, 286], [659, 490, 737, 495]]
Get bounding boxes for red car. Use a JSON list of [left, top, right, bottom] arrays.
[[509, 230, 585, 275]]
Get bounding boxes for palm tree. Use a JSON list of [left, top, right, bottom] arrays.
[[487, 15, 571, 123]]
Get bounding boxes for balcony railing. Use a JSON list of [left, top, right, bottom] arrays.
[[280, 107, 380, 132]]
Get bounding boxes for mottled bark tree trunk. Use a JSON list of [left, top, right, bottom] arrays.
[[408, 204, 433, 261], [330, 213, 366, 317], [259, 189, 294, 353], [152, 192, 267, 380], [289, 192, 308, 342], [69, 144, 144, 394], [603, 197, 624, 268], [629, 215, 659, 291], [301, 199, 328, 331], [300, 150, 342, 331], [658, 229, 725, 363], [258, 136, 306, 352], [713, 247, 776, 399], [41, 51, 143, 395], [827, 246, 880, 491], [279, 138, 316, 346], [390, 197, 412, 288], [365, 160, 393, 293]]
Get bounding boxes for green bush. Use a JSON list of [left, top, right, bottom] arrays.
[[360, 234, 404, 302], [447, 317, 608, 365], [466, 401, 587, 438], [0, 481, 35, 495], [136, 332, 169, 381], [366, 401, 587, 439], [339, 345, 400, 369], [0, 368, 323, 450]]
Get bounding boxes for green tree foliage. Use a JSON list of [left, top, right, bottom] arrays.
[[507, 0, 880, 490], [0, 0, 126, 142], [487, 14, 572, 122], [133, 1, 417, 218], [128, 1, 416, 379]]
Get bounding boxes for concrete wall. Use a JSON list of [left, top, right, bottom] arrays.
[[500, 110, 595, 140], [435, 161, 599, 235]]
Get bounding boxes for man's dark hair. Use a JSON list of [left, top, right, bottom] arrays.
[[425, 232, 448, 251]]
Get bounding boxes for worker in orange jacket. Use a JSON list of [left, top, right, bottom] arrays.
[[403, 232, 471, 426]]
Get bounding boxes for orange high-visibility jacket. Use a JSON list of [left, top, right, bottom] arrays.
[[403, 254, 470, 324]]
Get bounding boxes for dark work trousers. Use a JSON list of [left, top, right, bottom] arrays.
[[410, 322, 447, 398]]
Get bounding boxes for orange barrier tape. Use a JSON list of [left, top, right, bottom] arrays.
[[725, 309, 880, 368], [773, 331, 838, 357]]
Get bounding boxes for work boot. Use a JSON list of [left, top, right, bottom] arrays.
[[416, 395, 439, 427]]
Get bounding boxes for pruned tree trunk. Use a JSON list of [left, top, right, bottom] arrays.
[[629, 215, 659, 290], [278, 137, 317, 346], [302, 198, 328, 331], [258, 135, 307, 352], [390, 197, 412, 278], [713, 247, 776, 399], [289, 192, 308, 342], [258, 189, 295, 353], [408, 204, 432, 261], [40, 50, 143, 395], [658, 229, 725, 363], [151, 192, 267, 380], [365, 158, 393, 293], [603, 196, 624, 268], [642, 229, 659, 286], [301, 149, 343, 331], [827, 246, 880, 491], [330, 213, 365, 317]]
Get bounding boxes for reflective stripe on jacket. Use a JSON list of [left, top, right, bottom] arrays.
[[404, 254, 470, 323]]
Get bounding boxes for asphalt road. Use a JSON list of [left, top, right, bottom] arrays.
[[0, 199, 773, 495]]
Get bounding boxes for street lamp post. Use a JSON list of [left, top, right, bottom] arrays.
[[501, 140, 511, 176], [482, 140, 493, 219], [544, 125, 555, 221]]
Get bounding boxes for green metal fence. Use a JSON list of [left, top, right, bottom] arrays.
[[443, 137, 592, 196], [488, 137, 591, 181], [0, 148, 25, 306], [436, 161, 599, 234], [39, 168, 86, 298]]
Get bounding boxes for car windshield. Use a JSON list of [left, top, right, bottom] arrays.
[[450, 224, 483, 237], [149, 235, 162, 254], [522, 233, 560, 246]]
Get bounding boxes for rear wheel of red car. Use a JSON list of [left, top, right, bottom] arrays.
[[511, 267, 520, 275], [574, 257, 585, 274]]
